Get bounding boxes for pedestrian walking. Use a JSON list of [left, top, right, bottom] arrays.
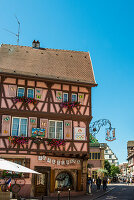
[[96, 177, 101, 190], [103, 177, 107, 191], [88, 177, 92, 194]]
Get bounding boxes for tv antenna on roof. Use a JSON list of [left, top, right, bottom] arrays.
[[3, 15, 20, 46]]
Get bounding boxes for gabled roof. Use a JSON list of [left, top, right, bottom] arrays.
[[0, 44, 97, 85]]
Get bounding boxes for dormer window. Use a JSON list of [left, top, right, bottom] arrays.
[[63, 93, 68, 102], [72, 94, 77, 102], [27, 88, 34, 98], [17, 87, 25, 97]]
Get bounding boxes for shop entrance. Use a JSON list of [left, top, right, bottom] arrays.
[[34, 166, 50, 197]]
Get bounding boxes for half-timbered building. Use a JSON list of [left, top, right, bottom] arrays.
[[0, 42, 97, 198]]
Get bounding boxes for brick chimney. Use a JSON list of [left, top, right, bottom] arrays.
[[32, 40, 40, 49]]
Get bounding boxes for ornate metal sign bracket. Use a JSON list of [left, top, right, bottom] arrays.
[[89, 119, 116, 142]]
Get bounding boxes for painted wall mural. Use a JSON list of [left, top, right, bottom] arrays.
[[74, 127, 86, 140], [32, 128, 46, 137]]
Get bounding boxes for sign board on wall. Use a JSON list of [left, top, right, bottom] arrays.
[[38, 155, 81, 166], [32, 128, 45, 137], [74, 127, 86, 140]]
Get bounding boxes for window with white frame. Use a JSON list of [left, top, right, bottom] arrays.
[[12, 117, 28, 137], [27, 88, 34, 98], [71, 94, 77, 102], [49, 121, 63, 139], [63, 93, 68, 102], [17, 87, 25, 97]]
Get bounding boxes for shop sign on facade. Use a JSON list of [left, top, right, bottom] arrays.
[[74, 127, 86, 140], [38, 155, 81, 166]]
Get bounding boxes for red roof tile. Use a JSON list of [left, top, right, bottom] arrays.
[[0, 44, 96, 85]]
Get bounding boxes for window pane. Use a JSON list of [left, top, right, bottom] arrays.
[[12, 118, 19, 136], [92, 153, 94, 159], [18, 88, 25, 97], [56, 122, 63, 139], [98, 153, 100, 159], [20, 118, 28, 136], [27, 89, 34, 98], [72, 94, 77, 102], [49, 121, 55, 138], [63, 93, 68, 102], [95, 153, 97, 159], [89, 153, 91, 159]]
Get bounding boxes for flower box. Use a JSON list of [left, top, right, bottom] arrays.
[[60, 101, 80, 108], [2, 170, 22, 178], [47, 139, 65, 147], [8, 136, 29, 145], [14, 96, 37, 105]]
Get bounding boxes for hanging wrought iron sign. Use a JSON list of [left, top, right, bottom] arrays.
[[105, 128, 116, 141], [89, 119, 116, 142]]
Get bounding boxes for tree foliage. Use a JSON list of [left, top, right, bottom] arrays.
[[104, 160, 111, 176], [104, 160, 120, 177], [110, 165, 120, 177]]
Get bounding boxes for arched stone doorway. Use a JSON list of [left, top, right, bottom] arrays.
[[55, 171, 74, 191]]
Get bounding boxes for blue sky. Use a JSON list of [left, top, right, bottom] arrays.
[[0, 0, 134, 163]]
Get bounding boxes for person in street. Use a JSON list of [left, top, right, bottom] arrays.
[[103, 177, 107, 191], [88, 177, 92, 194], [96, 177, 101, 190]]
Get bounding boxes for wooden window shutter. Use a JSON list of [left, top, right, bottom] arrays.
[[64, 120, 72, 140], [78, 93, 84, 104], [8, 85, 17, 97], [35, 88, 43, 100], [28, 117, 37, 137], [24, 158, 30, 178], [40, 119, 48, 138], [56, 91, 62, 102], [1, 115, 11, 136]]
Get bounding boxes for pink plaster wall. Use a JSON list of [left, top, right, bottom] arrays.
[[79, 122, 86, 128], [82, 143, 87, 151], [18, 79, 25, 85], [42, 103, 48, 112], [1, 98, 7, 108], [27, 80, 35, 87], [83, 94, 89, 105], [63, 85, 69, 91], [36, 81, 47, 88], [84, 107, 89, 115], [79, 106, 85, 115], [51, 90, 56, 102], [71, 86, 78, 92], [50, 103, 55, 112], [3, 78, 16, 84], [2, 85, 8, 97], [79, 87, 88, 93], [51, 84, 61, 90]]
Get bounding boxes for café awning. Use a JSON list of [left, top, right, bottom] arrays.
[[0, 158, 40, 174]]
